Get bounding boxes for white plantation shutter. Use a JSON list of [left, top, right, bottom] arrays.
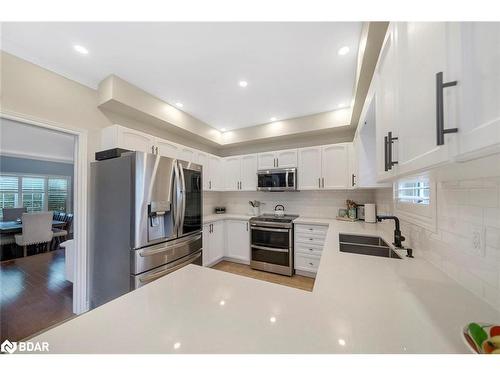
[[396, 178, 430, 205], [0, 176, 20, 218], [22, 177, 45, 212], [0, 174, 71, 215], [48, 178, 69, 212]]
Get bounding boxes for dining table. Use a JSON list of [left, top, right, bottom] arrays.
[[0, 220, 66, 234]]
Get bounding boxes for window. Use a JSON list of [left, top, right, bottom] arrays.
[[0, 174, 71, 219], [48, 178, 69, 212], [0, 176, 19, 211], [22, 177, 45, 213], [396, 178, 430, 205], [394, 175, 436, 232]]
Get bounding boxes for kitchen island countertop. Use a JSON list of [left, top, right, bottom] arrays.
[[28, 218, 500, 353]]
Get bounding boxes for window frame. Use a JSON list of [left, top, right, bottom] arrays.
[[393, 174, 437, 232], [0, 172, 72, 218]]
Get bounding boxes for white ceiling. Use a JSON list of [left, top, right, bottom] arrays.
[[1, 22, 362, 131]]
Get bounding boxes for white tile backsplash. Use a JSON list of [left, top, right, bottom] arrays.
[[216, 190, 375, 218], [375, 177, 500, 312]]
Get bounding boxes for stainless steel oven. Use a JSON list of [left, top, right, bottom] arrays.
[[257, 168, 297, 191], [249, 214, 298, 276]]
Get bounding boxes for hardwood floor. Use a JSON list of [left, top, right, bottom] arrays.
[[0, 248, 74, 341], [212, 260, 315, 292]]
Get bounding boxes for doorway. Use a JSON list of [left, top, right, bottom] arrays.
[[0, 114, 88, 341]]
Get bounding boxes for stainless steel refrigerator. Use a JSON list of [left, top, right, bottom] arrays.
[[89, 151, 202, 308]]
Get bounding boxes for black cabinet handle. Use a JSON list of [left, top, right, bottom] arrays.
[[436, 72, 458, 146], [387, 131, 398, 170], [384, 136, 389, 171], [351, 173, 356, 187]]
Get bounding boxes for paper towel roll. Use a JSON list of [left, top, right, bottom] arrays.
[[364, 203, 377, 223]]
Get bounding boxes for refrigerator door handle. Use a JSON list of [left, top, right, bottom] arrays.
[[173, 162, 182, 235], [177, 161, 187, 236]]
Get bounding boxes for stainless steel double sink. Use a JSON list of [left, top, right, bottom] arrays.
[[339, 234, 402, 260]]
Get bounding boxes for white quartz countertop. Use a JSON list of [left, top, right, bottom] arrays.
[[203, 213, 253, 223], [30, 219, 500, 353]]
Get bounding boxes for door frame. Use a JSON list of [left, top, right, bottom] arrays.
[[1, 111, 89, 314]]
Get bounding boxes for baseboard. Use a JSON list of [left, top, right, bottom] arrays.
[[221, 256, 250, 265], [295, 269, 317, 278]]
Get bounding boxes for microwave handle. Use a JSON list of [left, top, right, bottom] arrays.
[[285, 170, 289, 188]]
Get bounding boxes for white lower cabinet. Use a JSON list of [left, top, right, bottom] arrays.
[[225, 220, 250, 262], [203, 219, 250, 267], [294, 223, 327, 274], [202, 221, 225, 266]]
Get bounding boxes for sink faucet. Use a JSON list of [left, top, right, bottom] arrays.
[[376, 215, 405, 248]]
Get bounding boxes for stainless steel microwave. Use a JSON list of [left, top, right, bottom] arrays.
[[257, 168, 297, 191]]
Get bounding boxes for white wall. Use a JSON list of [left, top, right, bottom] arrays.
[[375, 158, 500, 312], [213, 190, 375, 218], [0, 118, 75, 162]]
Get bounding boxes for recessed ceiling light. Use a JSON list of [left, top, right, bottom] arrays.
[[338, 46, 350, 56], [175, 102, 184, 108], [219, 300, 225, 306], [220, 128, 227, 132], [338, 339, 346, 346], [73, 45, 89, 55], [238, 80, 248, 88], [173, 342, 181, 350], [269, 316, 276, 323], [270, 117, 277, 122]]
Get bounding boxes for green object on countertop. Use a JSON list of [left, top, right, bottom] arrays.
[[469, 323, 488, 348]]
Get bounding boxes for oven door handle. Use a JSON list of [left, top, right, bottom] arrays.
[[250, 226, 289, 233], [251, 245, 289, 253]]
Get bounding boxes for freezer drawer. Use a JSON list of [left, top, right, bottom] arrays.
[[131, 249, 202, 288], [131, 232, 202, 274]]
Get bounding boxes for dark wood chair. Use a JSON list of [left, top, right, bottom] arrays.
[[52, 213, 73, 249]]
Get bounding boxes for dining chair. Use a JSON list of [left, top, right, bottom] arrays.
[[52, 213, 73, 249], [2, 207, 27, 221], [15, 212, 54, 257]]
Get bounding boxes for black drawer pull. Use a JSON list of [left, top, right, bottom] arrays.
[[436, 72, 458, 146]]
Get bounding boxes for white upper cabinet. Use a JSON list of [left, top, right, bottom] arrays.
[[197, 152, 211, 191], [375, 24, 399, 181], [240, 154, 258, 191], [322, 144, 349, 189], [257, 152, 277, 169], [373, 22, 500, 179], [455, 23, 500, 160], [225, 220, 250, 262], [276, 149, 298, 168], [224, 156, 241, 191], [297, 144, 350, 190], [395, 22, 459, 175], [353, 97, 391, 189], [101, 125, 156, 154], [156, 138, 179, 158], [223, 154, 258, 191], [257, 149, 297, 169], [298, 147, 322, 190], [178, 147, 196, 163], [208, 155, 224, 191]]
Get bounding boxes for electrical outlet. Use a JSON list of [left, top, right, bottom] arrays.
[[471, 228, 485, 256]]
